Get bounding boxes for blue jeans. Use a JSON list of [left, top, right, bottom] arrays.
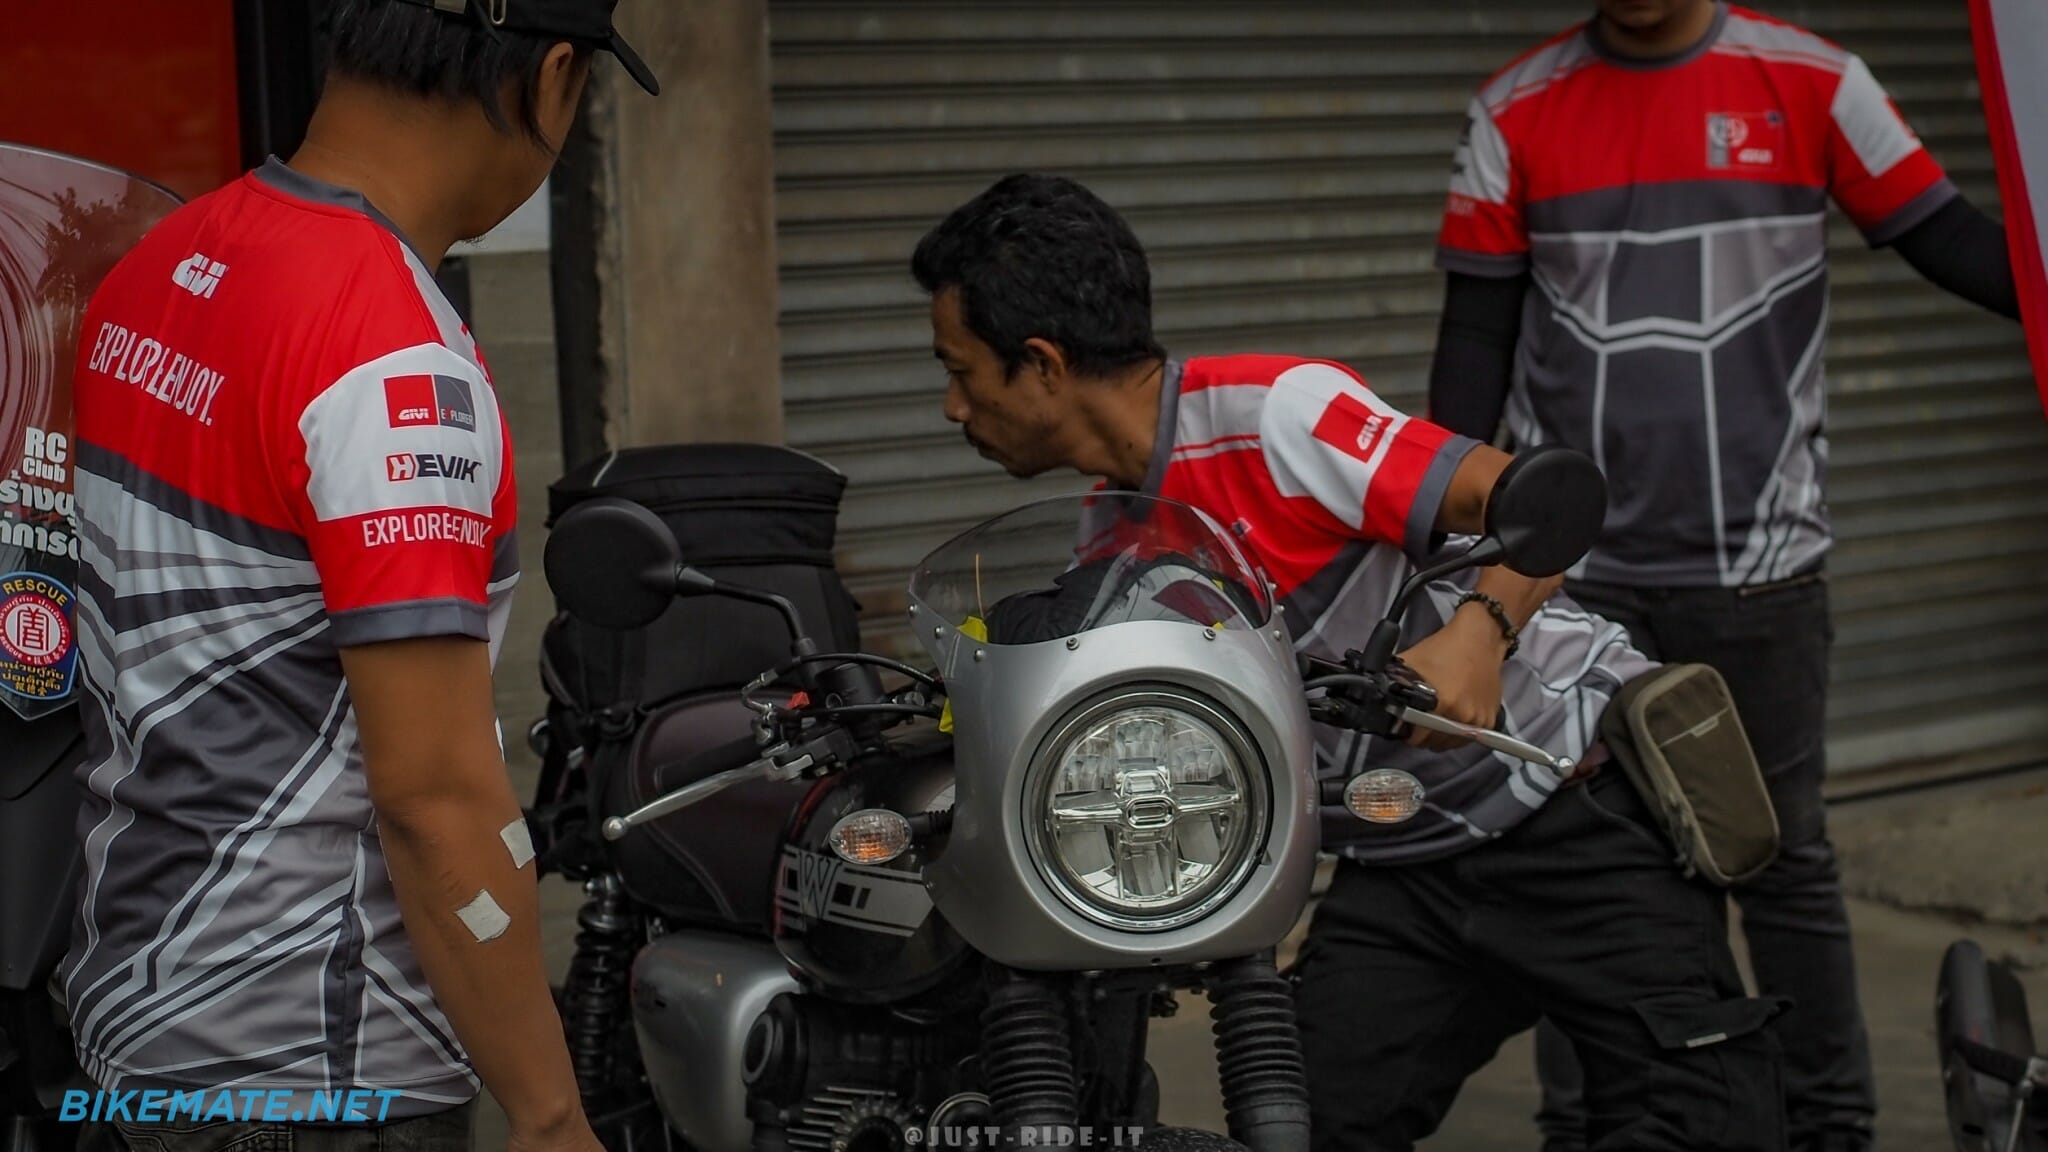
[[1535, 574, 1875, 1152]]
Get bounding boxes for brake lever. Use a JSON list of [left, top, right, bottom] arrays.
[[602, 748, 814, 841], [1396, 708, 1576, 775]]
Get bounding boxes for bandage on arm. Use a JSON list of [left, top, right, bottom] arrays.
[[343, 636, 582, 1138]]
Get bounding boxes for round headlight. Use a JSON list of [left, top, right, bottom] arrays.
[[1025, 692, 1267, 931]]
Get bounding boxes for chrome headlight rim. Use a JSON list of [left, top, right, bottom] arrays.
[[1021, 685, 1271, 933]]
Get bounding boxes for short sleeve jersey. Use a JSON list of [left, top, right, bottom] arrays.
[[60, 160, 515, 1114], [1436, 3, 1955, 587], [1141, 356, 1655, 863]]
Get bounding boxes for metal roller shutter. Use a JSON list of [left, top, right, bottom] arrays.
[[1769, 3, 2048, 778], [767, 1, 2048, 780]]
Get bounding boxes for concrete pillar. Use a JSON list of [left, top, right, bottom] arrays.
[[554, 0, 783, 460]]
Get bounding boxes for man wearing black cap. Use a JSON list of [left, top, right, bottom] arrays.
[[65, 3, 655, 1151]]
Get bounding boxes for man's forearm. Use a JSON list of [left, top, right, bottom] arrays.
[[1425, 564, 1561, 667], [1475, 563, 1562, 629], [1889, 194, 2021, 320], [379, 795, 581, 1137]]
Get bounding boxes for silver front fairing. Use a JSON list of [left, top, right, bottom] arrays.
[[907, 497, 1318, 971]]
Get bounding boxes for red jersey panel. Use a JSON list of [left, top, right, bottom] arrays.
[[1152, 355, 1463, 598]]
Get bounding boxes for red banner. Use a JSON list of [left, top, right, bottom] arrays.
[[1970, 0, 2048, 417]]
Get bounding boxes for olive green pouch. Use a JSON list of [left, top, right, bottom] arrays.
[[1601, 663, 1779, 886]]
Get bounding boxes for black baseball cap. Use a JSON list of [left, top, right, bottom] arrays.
[[394, 0, 660, 96]]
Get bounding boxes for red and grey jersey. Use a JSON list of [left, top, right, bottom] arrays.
[[59, 160, 515, 1115], [1143, 357, 1654, 862], [1437, 3, 1956, 587]]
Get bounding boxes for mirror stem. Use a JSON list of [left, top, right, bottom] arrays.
[[674, 564, 813, 656], [1359, 537, 1507, 670], [1357, 618, 1403, 672]]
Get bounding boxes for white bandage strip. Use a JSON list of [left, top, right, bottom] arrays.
[[501, 819, 536, 869], [457, 890, 511, 942]]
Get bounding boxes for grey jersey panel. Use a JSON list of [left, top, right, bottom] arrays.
[[1286, 554, 1655, 865], [64, 459, 485, 1113], [1506, 179, 1838, 586]]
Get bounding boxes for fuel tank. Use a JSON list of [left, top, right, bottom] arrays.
[[771, 730, 969, 1002], [600, 692, 809, 931]]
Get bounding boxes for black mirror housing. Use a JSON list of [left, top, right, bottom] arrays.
[[543, 497, 682, 630], [1483, 446, 1607, 579]]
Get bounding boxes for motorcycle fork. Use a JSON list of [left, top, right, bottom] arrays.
[[1070, 978, 1155, 1128], [979, 967, 1081, 1140]]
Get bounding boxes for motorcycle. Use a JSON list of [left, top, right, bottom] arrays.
[[529, 444, 1606, 1151], [0, 143, 179, 1152], [1939, 939, 2047, 1152]]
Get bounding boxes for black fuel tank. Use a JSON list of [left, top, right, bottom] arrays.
[[772, 732, 970, 1002]]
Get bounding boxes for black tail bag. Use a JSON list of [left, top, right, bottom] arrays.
[[533, 443, 863, 915]]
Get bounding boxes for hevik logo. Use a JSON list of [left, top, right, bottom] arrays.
[[386, 453, 481, 484], [172, 253, 228, 299], [384, 374, 478, 430]]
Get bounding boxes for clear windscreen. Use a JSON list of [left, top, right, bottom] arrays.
[[908, 492, 1272, 646]]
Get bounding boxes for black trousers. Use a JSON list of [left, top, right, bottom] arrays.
[[1296, 769, 1787, 1152], [1535, 576, 1876, 1152]]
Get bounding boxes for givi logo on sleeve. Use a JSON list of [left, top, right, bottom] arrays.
[[1312, 392, 1400, 465], [384, 375, 478, 431]]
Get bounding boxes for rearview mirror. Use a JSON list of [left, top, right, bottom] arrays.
[[1352, 446, 1608, 671], [544, 497, 682, 630], [1483, 446, 1607, 578]]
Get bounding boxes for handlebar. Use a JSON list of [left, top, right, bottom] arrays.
[[600, 672, 938, 842], [1304, 651, 1573, 781], [1952, 1036, 2048, 1088]]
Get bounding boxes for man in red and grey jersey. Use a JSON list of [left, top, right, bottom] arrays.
[[64, 3, 657, 1150], [915, 174, 1784, 1151], [1428, 3, 2021, 1148]]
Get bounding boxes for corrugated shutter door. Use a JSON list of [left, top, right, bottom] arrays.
[[768, 2, 2048, 780], [1771, 3, 2048, 777]]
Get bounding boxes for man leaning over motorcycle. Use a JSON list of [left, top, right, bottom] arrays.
[[911, 173, 1789, 1152]]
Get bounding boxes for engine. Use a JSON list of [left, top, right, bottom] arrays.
[[744, 993, 988, 1152]]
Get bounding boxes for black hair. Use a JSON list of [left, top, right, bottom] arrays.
[[323, 0, 584, 143], [912, 173, 1166, 379]]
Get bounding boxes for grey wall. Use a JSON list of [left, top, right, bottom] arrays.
[[468, 250, 560, 793]]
